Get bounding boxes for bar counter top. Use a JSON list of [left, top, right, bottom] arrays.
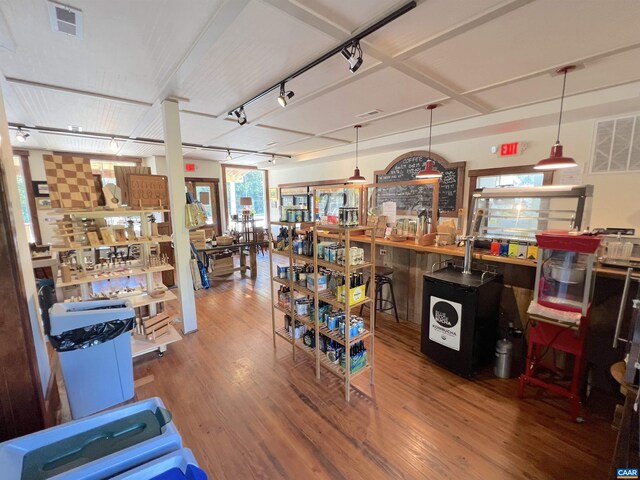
[[315, 230, 639, 279]]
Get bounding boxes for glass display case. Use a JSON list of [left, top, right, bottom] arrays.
[[314, 186, 360, 224], [467, 185, 593, 242], [533, 232, 600, 316]]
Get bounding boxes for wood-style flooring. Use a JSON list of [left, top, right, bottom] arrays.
[[133, 255, 616, 479]]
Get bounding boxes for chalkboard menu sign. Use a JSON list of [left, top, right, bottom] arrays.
[[374, 151, 465, 216]]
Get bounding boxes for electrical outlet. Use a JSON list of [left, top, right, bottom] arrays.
[[379, 248, 387, 256]]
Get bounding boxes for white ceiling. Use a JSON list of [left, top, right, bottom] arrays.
[[1, 0, 640, 164]]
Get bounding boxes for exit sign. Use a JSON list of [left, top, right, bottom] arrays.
[[185, 163, 195, 172], [500, 142, 520, 156]]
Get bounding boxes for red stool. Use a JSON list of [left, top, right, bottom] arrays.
[[518, 314, 589, 422]]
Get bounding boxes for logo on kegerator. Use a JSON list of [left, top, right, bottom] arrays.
[[432, 301, 459, 328]]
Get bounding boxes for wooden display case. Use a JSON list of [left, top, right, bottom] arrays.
[[49, 208, 181, 358], [268, 220, 376, 401]]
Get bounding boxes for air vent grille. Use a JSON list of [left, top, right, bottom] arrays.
[[48, 1, 83, 38], [355, 109, 382, 119], [592, 114, 640, 173]]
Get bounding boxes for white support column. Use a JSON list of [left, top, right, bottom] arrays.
[[162, 99, 197, 333]]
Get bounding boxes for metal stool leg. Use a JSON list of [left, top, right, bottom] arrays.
[[388, 279, 399, 322]]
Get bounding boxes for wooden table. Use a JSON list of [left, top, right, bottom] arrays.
[[197, 242, 258, 279]]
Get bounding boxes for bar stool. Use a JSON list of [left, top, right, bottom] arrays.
[[360, 266, 399, 322]]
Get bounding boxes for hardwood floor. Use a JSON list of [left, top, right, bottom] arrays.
[[133, 255, 615, 479]]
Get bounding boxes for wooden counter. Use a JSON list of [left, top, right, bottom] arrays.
[[316, 230, 639, 279]]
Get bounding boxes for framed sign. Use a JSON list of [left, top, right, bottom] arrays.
[[32, 181, 49, 197], [374, 151, 465, 216], [127, 174, 169, 208]]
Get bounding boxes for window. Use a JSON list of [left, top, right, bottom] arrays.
[[223, 166, 267, 227], [90, 159, 137, 185], [13, 155, 36, 243]]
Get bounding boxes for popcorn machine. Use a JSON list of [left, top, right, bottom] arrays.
[[519, 231, 600, 421]]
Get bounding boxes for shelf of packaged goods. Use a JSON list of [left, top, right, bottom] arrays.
[[271, 249, 291, 259], [318, 350, 371, 380], [291, 283, 315, 297], [315, 258, 372, 272], [291, 253, 314, 264], [57, 265, 174, 288], [51, 236, 173, 252], [131, 323, 182, 358], [294, 313, 314, 328], [294, 338, 316, 359], [316, 291, 371, 310], [272, 276, 290, 287], [51, 208, 171, 218], [274, 304, 292, 316], [274, 326, 293, 344], [318, 324, 372, 346]]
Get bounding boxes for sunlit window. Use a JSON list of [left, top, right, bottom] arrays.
[[13, 155, 35, 243]]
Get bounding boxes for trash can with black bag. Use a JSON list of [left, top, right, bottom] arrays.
[[49, 299, 136, 419]]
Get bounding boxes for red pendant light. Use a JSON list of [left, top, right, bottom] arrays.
[[416, 104, 442, 179], [347, 125, 366, 183], [534, 66, 578, 170]]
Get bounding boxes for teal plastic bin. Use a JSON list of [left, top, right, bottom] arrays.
[[0, 397, 181, 480]]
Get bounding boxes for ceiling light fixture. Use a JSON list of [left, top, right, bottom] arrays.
[[416, 104, 442, 180], [110, 137, 118, 152], [15, 127, 30, 142], [227, 2, 416, 118], [534, 65, 578, 171], [226, 149, 232, 161], [347, 125, 366, 184], [341, 40, 364, 73], [233, 107, 247, 126], [277, 83, 295, 108], [269, 154, 276, 165]]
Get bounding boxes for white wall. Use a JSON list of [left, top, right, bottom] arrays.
[[270, 119, 640, 230]]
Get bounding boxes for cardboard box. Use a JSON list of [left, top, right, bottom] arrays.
[[307, 274, 328, 291], [338, 284, 367, 305], [189, 230, 206, 249]]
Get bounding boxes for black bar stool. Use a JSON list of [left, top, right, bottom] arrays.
[[360, 266, 399, 322]]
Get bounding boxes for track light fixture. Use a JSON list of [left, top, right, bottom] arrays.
[[15, 127, 30, 142], [110, 137, 119, 152], [340, 41, 363, 73], [269, 154, 276, 165], [233, 107, 247, 126], [277, 83, 295, 108], [226, 2, 415, 118], [226, 149, 232, 161]]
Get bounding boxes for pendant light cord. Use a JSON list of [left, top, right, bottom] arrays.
[[556, 70, 568, 144], [355, 126, 359, 168], [428, 107, 433, 157]]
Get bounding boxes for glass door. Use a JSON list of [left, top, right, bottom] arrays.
[[185, 178, 222, 236]]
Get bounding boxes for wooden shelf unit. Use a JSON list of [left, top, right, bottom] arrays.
[[268, 220, 375, 401], [50, 208, 181, 358]]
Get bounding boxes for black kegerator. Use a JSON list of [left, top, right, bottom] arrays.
[[420, 264, 502, 377]]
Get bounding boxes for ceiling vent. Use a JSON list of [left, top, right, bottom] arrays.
[[48, 1, 83, 38], [355, 109, 382, 119]]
